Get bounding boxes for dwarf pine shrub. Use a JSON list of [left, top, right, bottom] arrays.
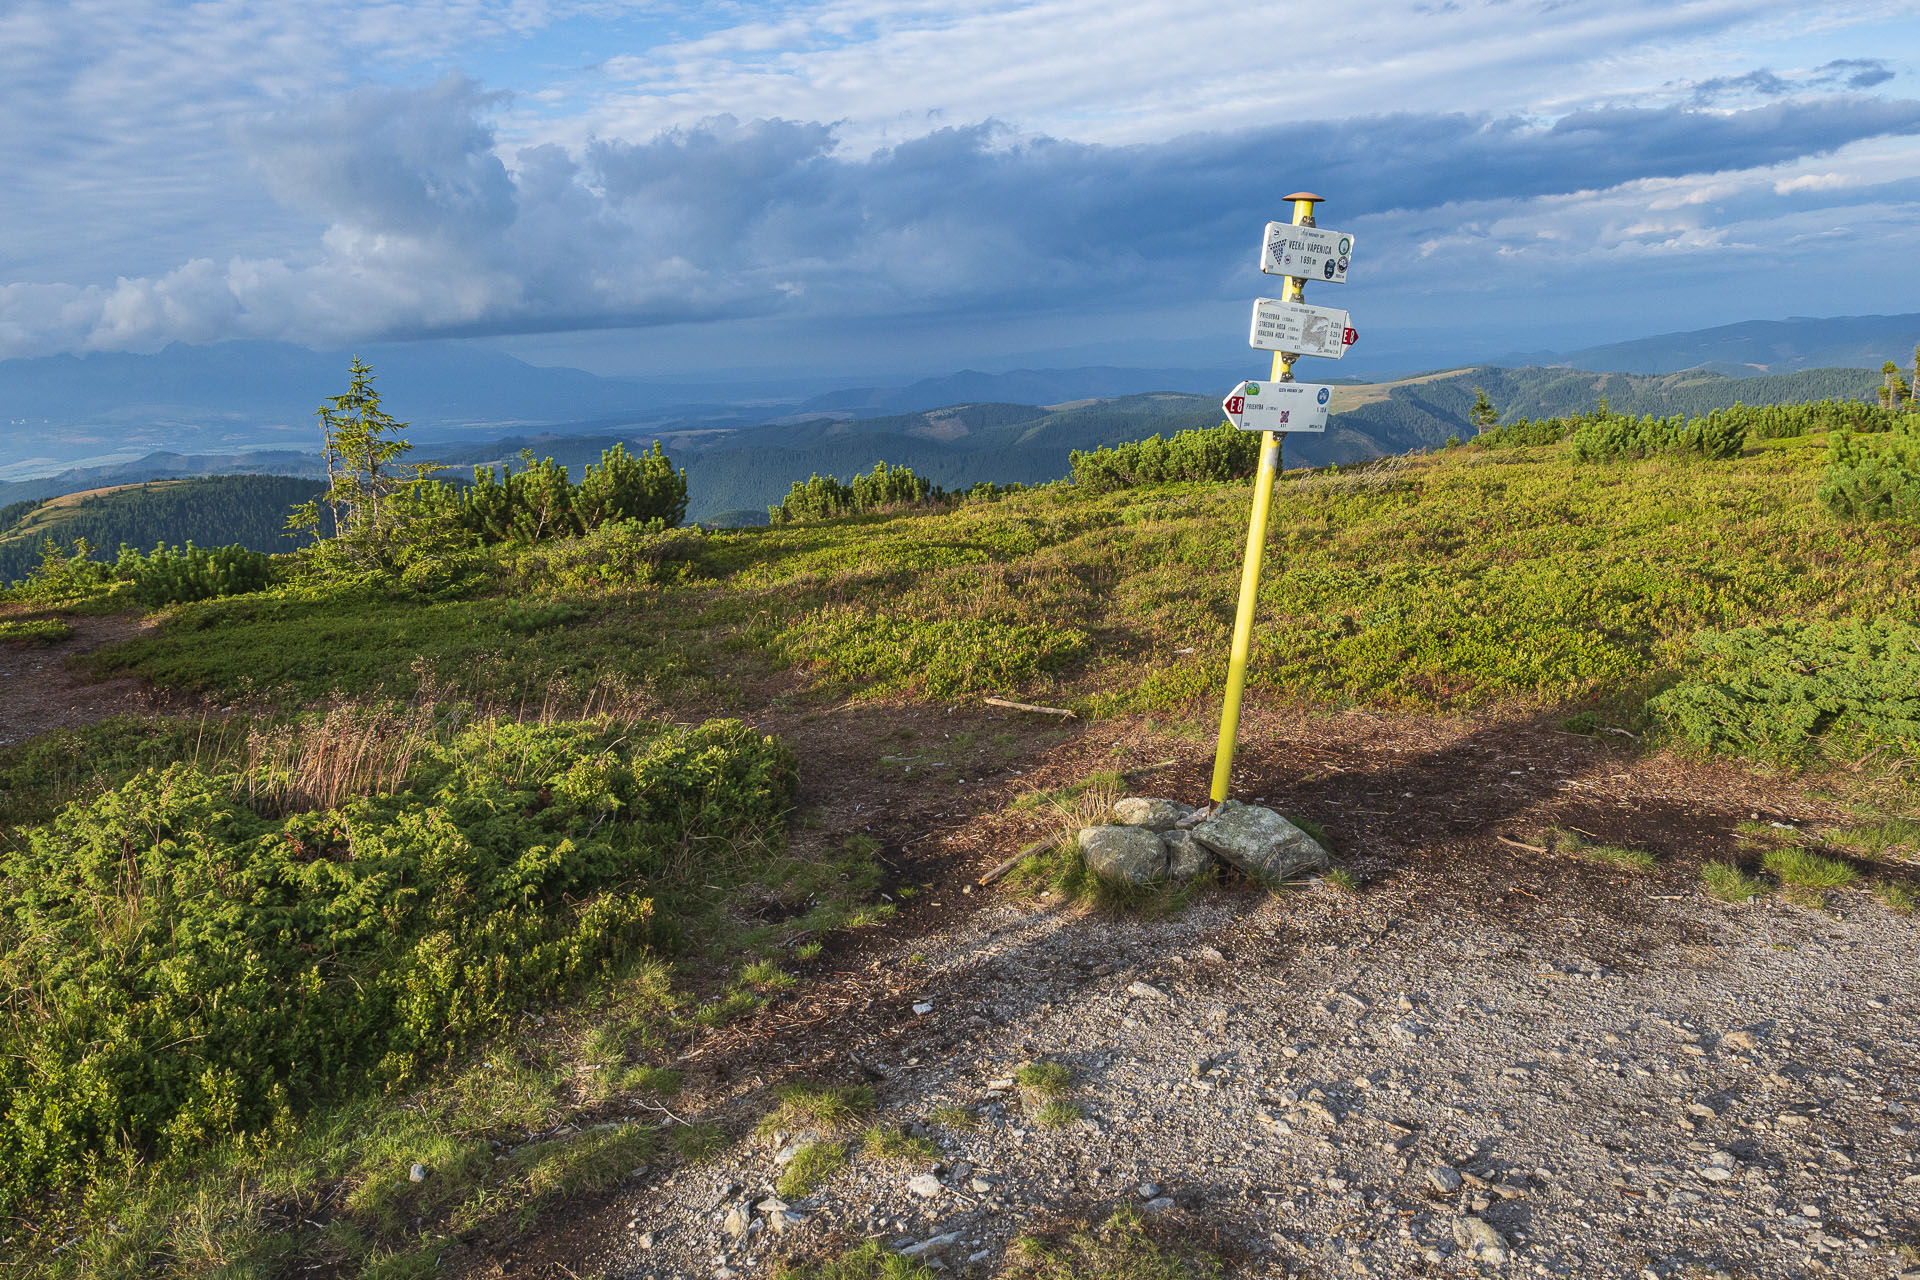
[[0, 717, 794, 1216], [11, 539, 273, 606], [1650, 617, 1920, 766], [1819, 415, 1920, 523], [1067, 422, 1259, 492], [768, 462, 936, 524]]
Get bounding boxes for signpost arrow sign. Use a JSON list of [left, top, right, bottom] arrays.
[[1260, 223, 1353, 283], [1221, 380, 1333, 434], [1248, 298, 1353, 359]]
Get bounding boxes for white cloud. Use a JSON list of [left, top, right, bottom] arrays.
[[1775, 171, 1856, 192], [1, 0, 1918, 360]]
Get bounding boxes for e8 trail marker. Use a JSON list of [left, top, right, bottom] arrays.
[[1208, 192, 1360, 808]]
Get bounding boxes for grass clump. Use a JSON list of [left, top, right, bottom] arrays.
[[859, 1125, 938, 1165], [1015, 1062, 1075, 1099], [1322, 867, 1364, 894], [1006, 1204, 1224, 1279], [1824, 817, 1920, 858], [670, 1121, 727, 1162], [1551, 828, 1657, 872], [1761, 846, 1860, 905], [756, 1082, 877, 1138], [1874, 879, 1917, 913], [928, 1105, 978, 1130], [777, 1238, 936, 1280], [1702, 860, 1772, 903], [1034, 1100, 1085, 1129], [777, 1141, 848, 1200]]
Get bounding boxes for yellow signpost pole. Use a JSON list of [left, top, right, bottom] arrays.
[[1208, 192, 1321, 806]]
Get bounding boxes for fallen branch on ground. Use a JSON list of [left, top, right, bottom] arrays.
[[978, 838, 1055, 885], [1496, 835, 1548, 853], [984, 697, 1076, 718]]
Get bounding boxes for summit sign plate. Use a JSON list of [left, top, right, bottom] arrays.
[[1260, 223, 1353, 283], [1248, 298, 1354, 359]]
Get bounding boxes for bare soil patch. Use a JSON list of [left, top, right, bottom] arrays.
[[0, 607, 154, 746]]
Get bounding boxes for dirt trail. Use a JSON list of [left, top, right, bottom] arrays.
[[456, 702, 1917, 1280], [0, 609, 151, 746]]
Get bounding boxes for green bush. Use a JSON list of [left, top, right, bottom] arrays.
[[1068, 422, 1260, 492], [1650, 617, 1920, 766], [1820, 417, 1920, 523], [769, 462, 936, 524], [9, 539, 273, 607], [459, 443, 689, 544], [116, 542, 274, 605], [0, 717, 795, 1216], [1569, 409, 1744, 461], [1475, 417, 1571, 448]]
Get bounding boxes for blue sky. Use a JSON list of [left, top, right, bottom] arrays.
[[2, 0, 1918, 376]]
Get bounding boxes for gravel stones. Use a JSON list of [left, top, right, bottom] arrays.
[[1190, 800, 1329, 883], [907, 1172, 944, 1198], [1428, 1165, 1464, 1194], [1078, 825, 1170, 885], [1112, 797, 1196, 831]]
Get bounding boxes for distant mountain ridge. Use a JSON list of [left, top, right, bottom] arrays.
[[1516, 312, 1920, 377], [0, 363, 1882, 552], [4, 310, 1913, 477]]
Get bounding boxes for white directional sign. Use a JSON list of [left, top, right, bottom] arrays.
[[1221, 380, 1333, 434], [1249, 298, 1356, 359], [1260, 223, 1353, 283]]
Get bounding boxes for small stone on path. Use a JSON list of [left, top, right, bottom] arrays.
[[1452, 1215, 1509, 1264]]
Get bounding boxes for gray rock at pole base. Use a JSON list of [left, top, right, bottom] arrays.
[[1078, 825, 1169, 885], [1190, 800, 1329, 884], [1112, 797, 1196, 832], [1163, 828, 1213, 881]]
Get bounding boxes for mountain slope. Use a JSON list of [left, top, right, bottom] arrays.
[[0, 475, 325, 583]]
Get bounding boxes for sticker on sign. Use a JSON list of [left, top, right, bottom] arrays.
[[1221, 380, 1333, 434], [1249, 298, 1355, 359], [1260, 223, 1353, 283]]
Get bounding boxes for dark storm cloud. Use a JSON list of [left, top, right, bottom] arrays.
[[10, 81, 1920, 353]]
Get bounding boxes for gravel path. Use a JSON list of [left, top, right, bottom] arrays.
[[601, 876, 1918, 1280]]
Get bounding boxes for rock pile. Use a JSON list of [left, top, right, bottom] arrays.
[[1078, 797, 1330, 887]]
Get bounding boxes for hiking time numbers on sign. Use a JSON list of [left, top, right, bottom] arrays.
[[1248, 298, 1356, 360]]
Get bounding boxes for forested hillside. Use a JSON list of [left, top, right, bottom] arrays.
[[0, 364, 1884, 545], [670, 364, 1879, 519], [0, 475, 325, 583]]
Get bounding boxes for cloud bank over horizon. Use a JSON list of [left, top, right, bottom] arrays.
[[3, 1, 1918, 370]]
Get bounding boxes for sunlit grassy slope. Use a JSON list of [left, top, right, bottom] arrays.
[[89, 432, 1918, 725]]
